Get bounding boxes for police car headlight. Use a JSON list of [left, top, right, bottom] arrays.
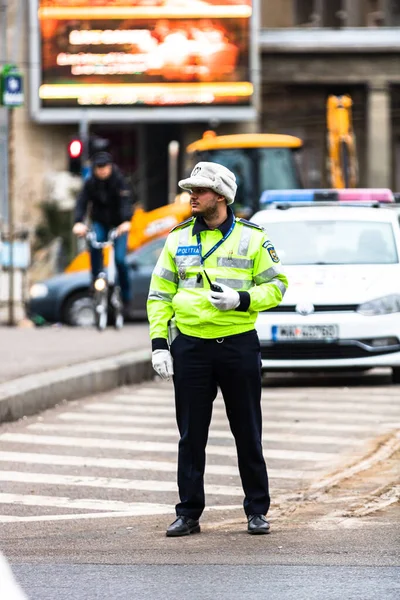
[[357, 294, 400, 316], [29, 283, 49, 299]]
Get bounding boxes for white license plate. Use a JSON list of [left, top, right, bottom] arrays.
[[272, 325, 339, 341]]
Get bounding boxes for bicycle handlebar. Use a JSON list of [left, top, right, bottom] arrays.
[[86, 228, 118, 249]]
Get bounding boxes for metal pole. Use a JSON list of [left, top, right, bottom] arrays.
[[7, 106, 14, 325], [11, 0, 24, 65], [79, 113, 90, 165], [168, 141, 179, 204], [137, 124, 148, 209], [0, 2, 6, 60], [0, 0, 9, 225]]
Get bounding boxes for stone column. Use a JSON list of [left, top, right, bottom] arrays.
[[343, 0, 362, 26], [367, 81, 392, 188]]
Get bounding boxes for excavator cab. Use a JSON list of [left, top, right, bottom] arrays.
[[186, 132, 303, 218]]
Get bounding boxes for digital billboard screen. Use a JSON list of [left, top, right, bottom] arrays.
[[30, 1, 257, 121]]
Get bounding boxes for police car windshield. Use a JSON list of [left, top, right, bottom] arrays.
[[264, 220, 399, 265]]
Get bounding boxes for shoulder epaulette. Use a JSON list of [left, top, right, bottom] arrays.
[[169, 217, 195, 233], [236, 218, 264, 231]]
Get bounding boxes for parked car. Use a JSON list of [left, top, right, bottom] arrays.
[[252, 201, 400, 384], [27, 236, 166, 326]]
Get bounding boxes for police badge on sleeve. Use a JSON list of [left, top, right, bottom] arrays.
[[262, 240, 280, 263]]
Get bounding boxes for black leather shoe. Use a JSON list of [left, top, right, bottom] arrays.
[[166, 516, 201, 537], [247, 514, 270, 535]]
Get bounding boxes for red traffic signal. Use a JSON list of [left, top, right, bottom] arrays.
[[68, 139, 83, 159], [68, 138, 83, 175]]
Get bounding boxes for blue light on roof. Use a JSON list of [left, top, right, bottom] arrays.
[[260, 189, 317, 205]]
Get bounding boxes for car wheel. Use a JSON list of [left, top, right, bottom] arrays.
[[63, 292, 95, 327], [392, 367, 400, 385]]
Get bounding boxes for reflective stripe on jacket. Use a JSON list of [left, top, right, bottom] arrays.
[[147, 217, 288, 340]]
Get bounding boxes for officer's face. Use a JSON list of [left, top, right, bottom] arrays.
[[189, 187, 224, 217]]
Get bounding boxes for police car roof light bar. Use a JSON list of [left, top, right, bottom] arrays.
[[260, 188, 395, 207]]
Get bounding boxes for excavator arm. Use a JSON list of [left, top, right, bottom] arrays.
[[326, 95, 358, 189]]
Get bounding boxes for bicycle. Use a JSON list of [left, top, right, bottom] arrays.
[[86, 229, 124, 331]]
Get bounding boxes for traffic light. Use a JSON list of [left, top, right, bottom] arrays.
[[68, 138, 83, 175]]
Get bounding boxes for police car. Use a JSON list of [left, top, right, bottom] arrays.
[[252, 189, 400, 384]]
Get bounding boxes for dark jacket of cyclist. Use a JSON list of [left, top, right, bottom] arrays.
[[74, 162, 133, 227], [72, 152, 134, 303]]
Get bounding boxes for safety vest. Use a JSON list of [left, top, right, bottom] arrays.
[[147, 217, 288, 340]]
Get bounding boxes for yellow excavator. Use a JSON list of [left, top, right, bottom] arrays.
[[66, 96, 356, 273]]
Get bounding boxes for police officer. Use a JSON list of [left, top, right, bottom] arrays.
[[147, 162, 288, 537]]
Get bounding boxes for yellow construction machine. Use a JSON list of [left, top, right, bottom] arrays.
[[65, 131, 303, 273], [65, 98, 357, 273]]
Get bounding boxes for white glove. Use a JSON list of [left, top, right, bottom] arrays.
[[152, 349, 174, 380], [208, 282, 240, 311]]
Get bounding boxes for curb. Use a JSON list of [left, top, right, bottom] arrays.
[[0, 349, 153, 423]]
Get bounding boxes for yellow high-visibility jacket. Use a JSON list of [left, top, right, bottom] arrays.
[[147, 213, 288, 345]]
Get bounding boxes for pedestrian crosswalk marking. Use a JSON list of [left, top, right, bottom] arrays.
[[0, 503, 243, 524], [0, 492, 174, 513], [113, 394, 400, 414], [58, 411, 387, 433], [0, 379, 396, 526], [0, 433, 337, 462], [29, 422, 364, 447], [112, 391, 400, 415], [134, 386, 400, 401], [0, 451, 311, 480], [83, 402, 393, 422], [0, 471, 243, 496]]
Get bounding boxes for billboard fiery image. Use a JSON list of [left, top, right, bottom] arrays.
[[37, 1, 253, 108]]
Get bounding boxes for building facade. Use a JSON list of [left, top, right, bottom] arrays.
[[1, 0, 400, 232]]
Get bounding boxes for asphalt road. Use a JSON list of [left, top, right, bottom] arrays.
[[1, 370, 399, 599], [11, 564, 400, 600]]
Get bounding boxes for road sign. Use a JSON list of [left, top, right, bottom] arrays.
[[1, 64, 24, 108]]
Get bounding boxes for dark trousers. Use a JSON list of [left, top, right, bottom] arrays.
[[89, 221, 131, 302], [170, 329, 270, 520]]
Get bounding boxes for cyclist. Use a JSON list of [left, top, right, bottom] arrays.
[[72, 152, 134, 305]]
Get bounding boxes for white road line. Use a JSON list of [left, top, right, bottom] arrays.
[[128, 388, 173, 396], [261, 388, 400, 398], [29, 422, 363, 447], [129, 387, 400, 400], [0, 504, 243, 524], [0, 471, 243, 496], [58, 412, 386, 433], [112, 395, 400, 414], [0, 433, 337, 462], [0, 451, 312, 479], [82, 402, 393, 422], [0, 493, 175, 513], [87, 402, 221, 415]]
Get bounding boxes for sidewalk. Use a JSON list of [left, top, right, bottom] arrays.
[[0, 323, 153, 423], [0, 323, 150, 383]]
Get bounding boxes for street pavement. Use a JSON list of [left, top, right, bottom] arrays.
[[0, 374, 399, 598], [0, 323, 150, 384]]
